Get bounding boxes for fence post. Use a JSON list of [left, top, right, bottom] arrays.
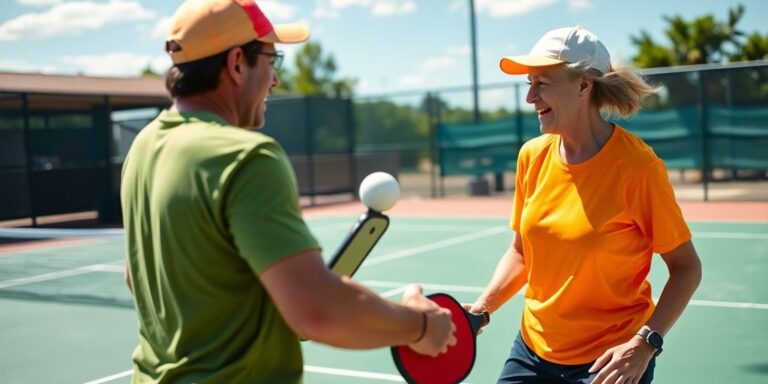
[[97, 95, 118, 223], [21, 93, 37, 226], [346, 97, 358, 201], [304, 97, 316, 206], [435, 92, 445, 198], [697, 71, 710, 201], [427, 92, 437, 199]]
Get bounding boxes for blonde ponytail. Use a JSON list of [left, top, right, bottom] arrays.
[[566, 62, 658, 118]]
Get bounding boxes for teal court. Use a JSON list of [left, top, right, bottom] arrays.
[[1, 216, 767, 383]]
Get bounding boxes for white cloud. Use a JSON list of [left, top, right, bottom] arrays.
[[0, 58, 58, 73], [149, 55, 172, 75], [419, 57, 455, 71], [474, 0, 558, 17], [568, 0, 592, 10], [447, 0, 463, 13], [16, 0, 62, 5], [150, 16, 172, 39], [0, 0, 155, 41], [355, 78, 375, 93], [416, 45, 479, 72], [61, 52, 168, 77], [313, 0, 340, 19], [446, 45, 471, 56], [315, 0, 416, 18], [396, 74, 426, 88], [260, 1, 300, 20], [481, 89, 513, 109], [371, 1, 415, 16]]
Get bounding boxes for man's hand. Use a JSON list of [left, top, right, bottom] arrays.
[[401, 284, 457, 357]]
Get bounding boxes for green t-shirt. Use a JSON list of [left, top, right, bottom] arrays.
[[121, 110, 320, 383]]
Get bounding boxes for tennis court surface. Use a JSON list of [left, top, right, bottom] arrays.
[[1, 199, 767, 383]]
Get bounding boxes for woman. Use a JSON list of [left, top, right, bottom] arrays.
[[468, 27, 702, 384]]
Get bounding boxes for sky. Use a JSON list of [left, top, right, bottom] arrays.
[[1, 0, 767, 98]]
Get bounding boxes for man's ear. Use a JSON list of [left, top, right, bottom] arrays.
[[226, 47, 246, 86]]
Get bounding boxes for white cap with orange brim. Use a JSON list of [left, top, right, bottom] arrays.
[[499, 26, 611, 75]]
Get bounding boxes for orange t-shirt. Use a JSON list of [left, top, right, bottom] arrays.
[[510, 125, 691, 364]]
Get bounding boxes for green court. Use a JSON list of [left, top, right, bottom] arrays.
[[1, 216, 767, 383]]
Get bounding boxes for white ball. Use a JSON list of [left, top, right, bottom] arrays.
[[359, 172, 400, 212]]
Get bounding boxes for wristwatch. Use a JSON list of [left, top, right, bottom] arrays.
[[636, 327, 663, 357]]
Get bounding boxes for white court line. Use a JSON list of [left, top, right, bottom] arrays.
[[0, 226, 507, 288], [0, 228, 124, 239], [305, 365, 405, 382], [311, 222, 499, 234], [364, 281, 768, 310], [311, 222, 359, 235], [1, 224, 763, 240], [365, 226, 508, 266], [0, 268, 95, 289], [82, 264, 125, 273], [0, 263, 123, 289], [366, 280, 486, 298], [83, 370, 132, 384], [379, 286, 409, 298], [393, 224, 500, 232], [689, 299, 768, 310], [694, 232, 768, 240], [85, 366, 431, 384]]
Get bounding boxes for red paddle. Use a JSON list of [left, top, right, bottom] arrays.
[[391, 293, 490, 384]]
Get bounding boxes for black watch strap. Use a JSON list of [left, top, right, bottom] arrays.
[[636, 327, 663, 357]]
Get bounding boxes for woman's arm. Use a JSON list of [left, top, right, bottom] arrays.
[[469, 231, 528, 314], [646, 240, 703, 335], [590, 240, 702, 384]]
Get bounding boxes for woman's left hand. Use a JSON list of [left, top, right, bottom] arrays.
[[588, 336, 655, 384]]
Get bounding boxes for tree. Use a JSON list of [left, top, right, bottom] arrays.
[[272, 66, 295, 94], [729, 32, 768, 61], [292, 41, 356, 98], [630, 31, 674, 68], [629, 4, 768, 109], [140, 64, 161, 77], [354, 100, 427, 169], [631, 4, 746, 67]]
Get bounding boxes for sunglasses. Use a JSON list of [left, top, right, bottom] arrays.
[[256, 50, 284, 70]]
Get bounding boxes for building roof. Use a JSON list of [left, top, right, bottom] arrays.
[[0, 72, 170, 111], [0, 72, 168, 97]]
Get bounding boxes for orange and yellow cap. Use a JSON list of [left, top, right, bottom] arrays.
[[165, 0, 310, 64]]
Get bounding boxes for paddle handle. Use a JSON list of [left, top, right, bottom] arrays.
[[467, 311, 490, 335]]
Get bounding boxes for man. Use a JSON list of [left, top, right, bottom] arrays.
[[120, 1, 455, 382]]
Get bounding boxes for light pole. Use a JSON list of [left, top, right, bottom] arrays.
[[467, 0, 493, 195], [469, 0, 480, 123]]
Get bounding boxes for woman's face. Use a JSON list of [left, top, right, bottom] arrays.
[[525, 65, 584, 135]]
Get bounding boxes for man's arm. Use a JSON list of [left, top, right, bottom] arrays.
[[260, 249, 456, 356], [469, 232, 528, 314]]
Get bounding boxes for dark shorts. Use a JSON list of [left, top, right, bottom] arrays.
[[497, 332, 655, 384]]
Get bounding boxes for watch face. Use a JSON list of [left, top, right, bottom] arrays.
[[648, 332, 663, 349]]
